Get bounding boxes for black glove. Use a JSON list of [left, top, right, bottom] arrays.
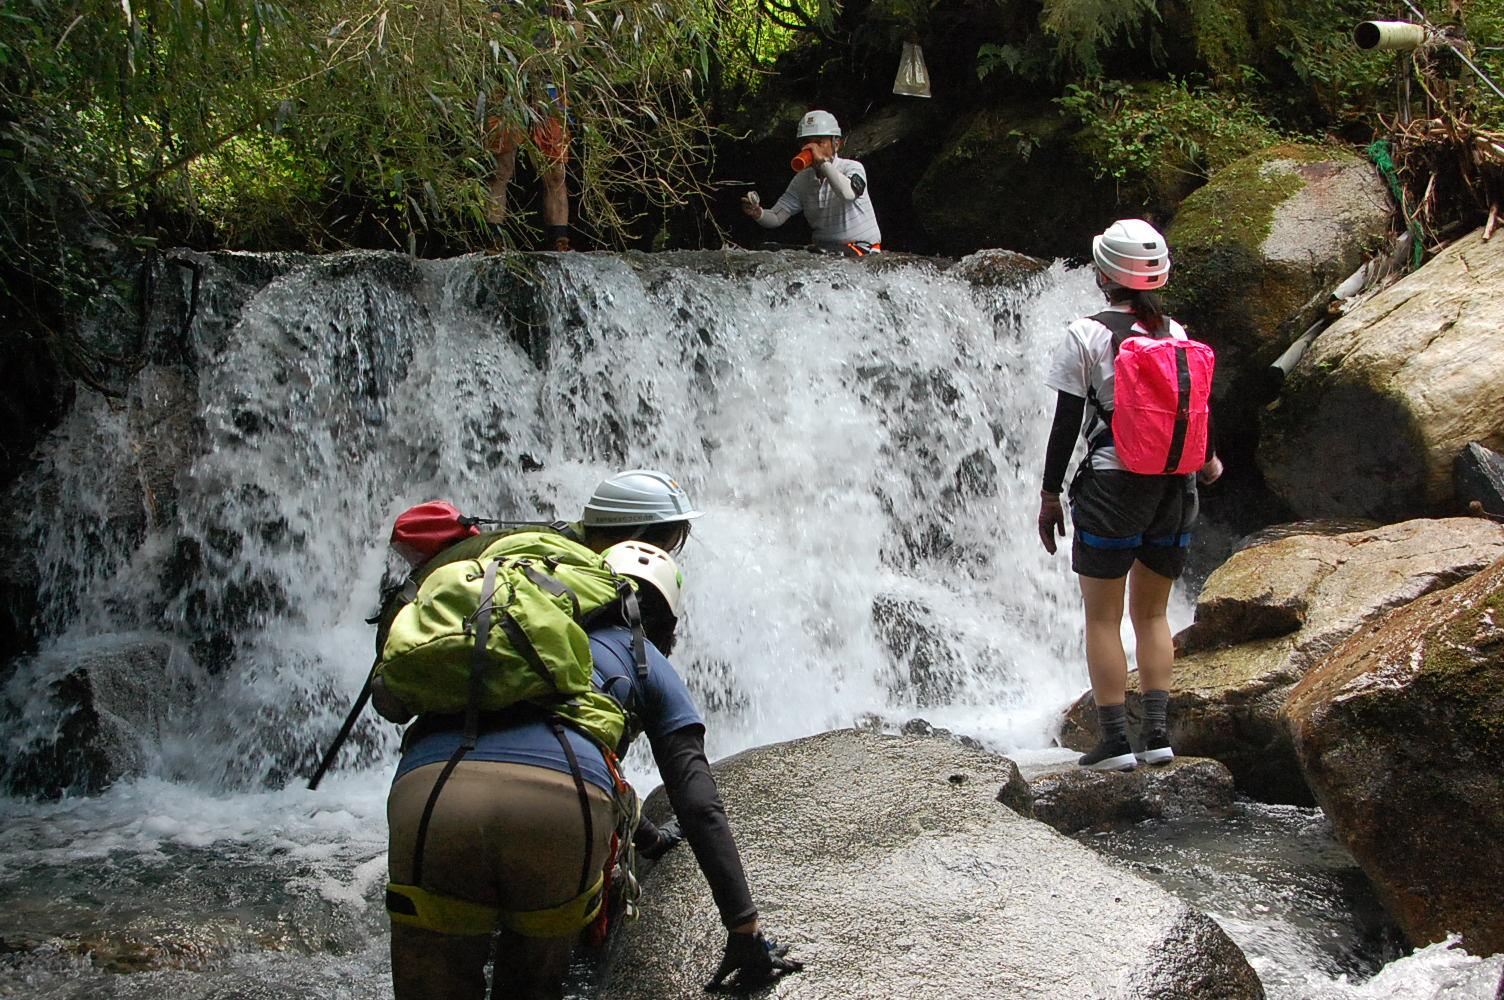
[[639, 818, 683, 862], [705, 930, 802, 993], [1038, 491, 1066, 555]]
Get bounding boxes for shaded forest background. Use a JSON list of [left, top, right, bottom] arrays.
[[3, 0, 1502, 486]]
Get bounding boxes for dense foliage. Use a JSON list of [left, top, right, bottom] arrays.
[[0, 0, 755, 332]]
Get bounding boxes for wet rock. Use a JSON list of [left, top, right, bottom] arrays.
[[949, 249, 1049, 289], [1061, 518, 1504, 803], [1, 635, 190, 795], [999, 757, 1236, 834], [612, 729, 1264, 999], [1455, 442, 1504, 518], [1283, 555, 1504, 956], [1263, 227, 1504, 520], [872, 596, 958, 706]]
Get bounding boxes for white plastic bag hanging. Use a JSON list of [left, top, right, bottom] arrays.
[[893, 41, 932, 98]]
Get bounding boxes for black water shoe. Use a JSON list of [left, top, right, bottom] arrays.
[[1078, 734, 1137, 772], [1136, 730, 1175, 766]]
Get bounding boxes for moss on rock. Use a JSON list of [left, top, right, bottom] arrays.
[[1166, 143, 1383, 374]]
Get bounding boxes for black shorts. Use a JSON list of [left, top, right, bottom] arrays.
[[1069, 467, 1198, 580]]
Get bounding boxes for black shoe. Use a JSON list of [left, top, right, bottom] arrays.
[[1078, 734, 1137, 772], [1136, 730, 1175, 766]]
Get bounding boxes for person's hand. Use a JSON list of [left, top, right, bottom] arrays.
[[739, 193, 762, 220], [639, 818, 683, 861], [1037, 491, 1066, 555], [705, 930, 802, 992], [1197, 454, 1224, 486], [809, 143, 832, 167]]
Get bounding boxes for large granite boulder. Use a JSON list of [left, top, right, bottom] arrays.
[[1060, 518, 1504, 803], [606, 730, 1264, 999], [1166, 144, 1392, 379], [1263, 228, 1504, 520], [1283, 555, 1504, 956]]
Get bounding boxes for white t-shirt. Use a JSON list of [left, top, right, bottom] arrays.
[[757, 156, 881, 248], [1043, 304, 1189, 472]]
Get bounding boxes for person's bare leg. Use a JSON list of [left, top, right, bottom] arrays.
[[1128, 561, 1175, 694], [540, 162, 567, 229], [487, 141, 519, 227], [1079, 573, 1129, 705]]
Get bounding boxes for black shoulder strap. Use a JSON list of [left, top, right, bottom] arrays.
[[1083, 310, 1143, 453], [1088, 309, 1141, 353]]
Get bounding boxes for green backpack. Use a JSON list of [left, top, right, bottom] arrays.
[[376, 529, 633, 752]]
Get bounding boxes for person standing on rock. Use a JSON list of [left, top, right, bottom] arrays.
[[739, 109, 882, 257], [1035, 219, 1223, 772], [376, 472, 802, 998]]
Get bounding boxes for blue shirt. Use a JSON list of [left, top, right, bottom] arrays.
[[393, 626, 704, 792]]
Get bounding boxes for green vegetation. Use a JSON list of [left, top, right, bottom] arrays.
[[1058, 78, 1282, 195], [0, 0, 758, 336]]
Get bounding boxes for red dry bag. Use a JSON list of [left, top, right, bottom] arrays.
[[390, 501, 480, 568]]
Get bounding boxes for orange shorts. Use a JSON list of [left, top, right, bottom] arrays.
[[486, 113, 569, 165]]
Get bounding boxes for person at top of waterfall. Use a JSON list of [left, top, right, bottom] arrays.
[[484, 1, 578, 252], [374, 471, 802, 999], [1035, 219, 1223, 774], [739, 110, 882, 257]]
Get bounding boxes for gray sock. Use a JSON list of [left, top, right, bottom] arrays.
[[1143, 690, 1169, 733], [1095, 701, 1128, 742]]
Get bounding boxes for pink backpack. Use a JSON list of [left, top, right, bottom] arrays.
[[1088, 311, 1215, 476]]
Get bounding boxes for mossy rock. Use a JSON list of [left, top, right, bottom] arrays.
[[911, 103, 1118, 260], [1284, 554, 1504, 954], [1165, 143, 1391, 377]]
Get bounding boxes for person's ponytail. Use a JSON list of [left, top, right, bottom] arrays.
[[1107, 286, 1167, 335]]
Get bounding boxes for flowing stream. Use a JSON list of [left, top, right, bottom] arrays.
[[0, 250, 1498, 998]]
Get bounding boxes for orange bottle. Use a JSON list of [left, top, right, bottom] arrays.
[[790, 147, 815, 172]]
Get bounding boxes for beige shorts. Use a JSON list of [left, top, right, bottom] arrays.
[[387, 760, 616, 999]]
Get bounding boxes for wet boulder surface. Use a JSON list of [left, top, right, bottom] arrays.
[[604, 730, 1263, 1000], [998, 756, 1236, 835], [1283, 555, 1504, 957], [1060, 517, 1504, 803]]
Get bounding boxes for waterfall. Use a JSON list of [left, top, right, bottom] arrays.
[[2, 249, 1128, 794], [2, 250, 1500, 1000]]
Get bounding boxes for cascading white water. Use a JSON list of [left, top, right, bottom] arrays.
[[6, 250, 1113, 791], [0, 250, 1498, 1000]]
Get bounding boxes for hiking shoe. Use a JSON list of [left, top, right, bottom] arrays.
[[1136, 730, 1175, 766], [1078, 734, 1137, 772]]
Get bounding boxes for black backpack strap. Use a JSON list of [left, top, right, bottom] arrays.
[[408, 556, 504, 887], [549, 718, 597, 899], [1084, 310, 1147, 453]]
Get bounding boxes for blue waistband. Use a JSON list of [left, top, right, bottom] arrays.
[[1077, 530, 1142, 550], [1145, 532, 1193, 548]]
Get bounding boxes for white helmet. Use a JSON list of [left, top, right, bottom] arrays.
[[1092, 219, 1170, 290], [796, 110, 842, 139], [582, 469, 704, 527], [603, 541, 684, 617]]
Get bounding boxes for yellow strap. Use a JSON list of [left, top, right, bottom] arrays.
[[385, 874, 605, 939]]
